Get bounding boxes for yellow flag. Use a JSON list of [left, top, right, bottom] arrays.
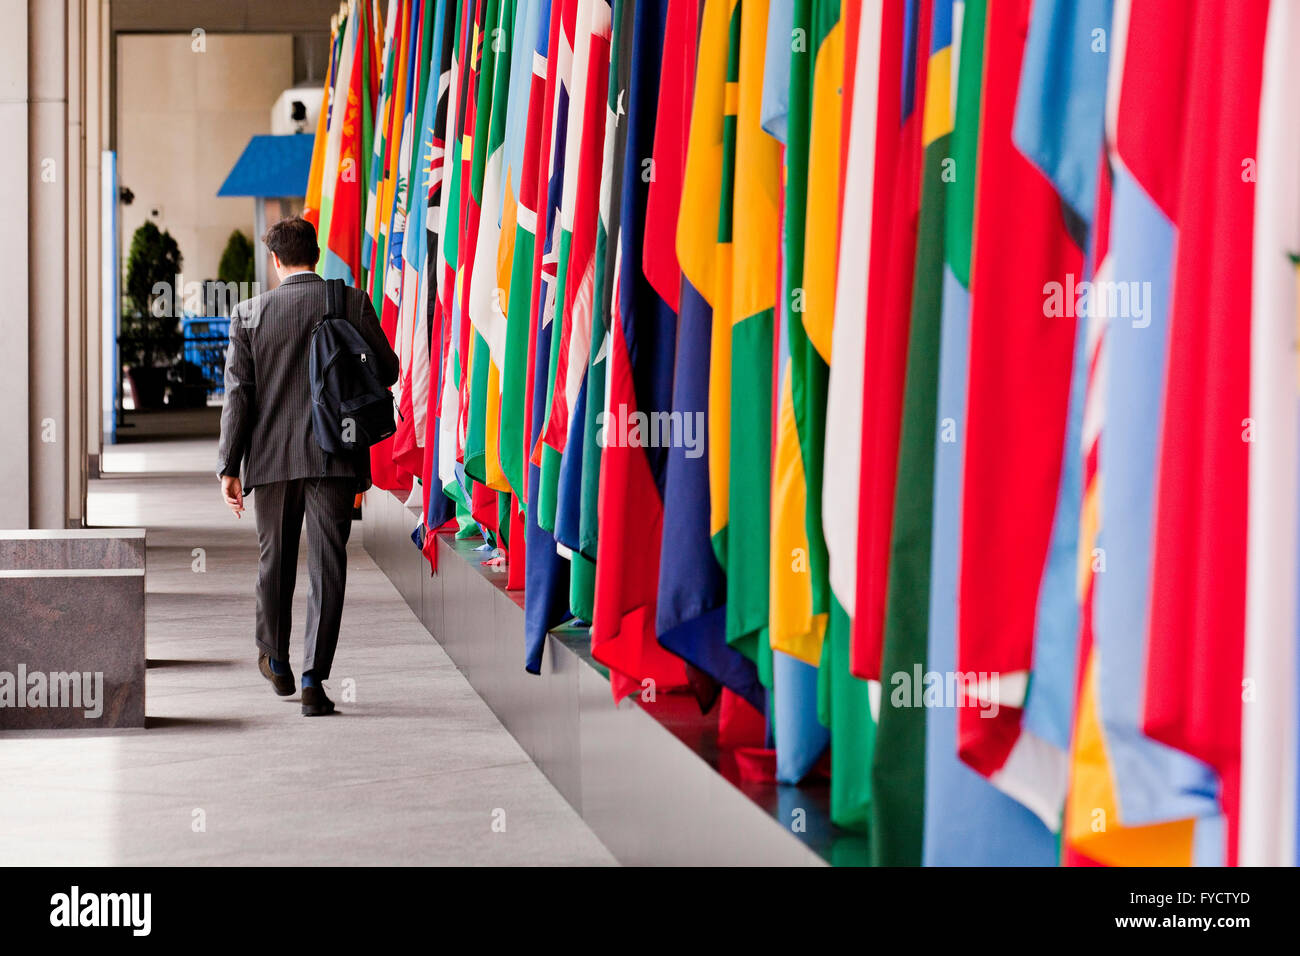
[[770, 367, 828, 664], [677, 0, 738, 547], [801, 19, 844, 362], [1065, 653, 1195, 865]]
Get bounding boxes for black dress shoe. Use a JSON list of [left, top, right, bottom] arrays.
[[301, 683, 336, 717], [258, 653, 295, 696]]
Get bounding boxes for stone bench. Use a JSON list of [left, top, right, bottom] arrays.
[[0, 529, 146, 729]]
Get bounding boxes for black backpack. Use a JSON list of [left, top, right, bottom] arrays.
[[310, 278, 396, 454]]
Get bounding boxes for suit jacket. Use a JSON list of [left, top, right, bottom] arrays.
[[216, 272, 400, 492]]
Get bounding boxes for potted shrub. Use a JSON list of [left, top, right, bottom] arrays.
[[119, 221, 183, 410], [217, 229, 255, 291], [167, 359, 211, 409]]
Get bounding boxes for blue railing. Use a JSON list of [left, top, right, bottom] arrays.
[[181, 317, 230, 396]]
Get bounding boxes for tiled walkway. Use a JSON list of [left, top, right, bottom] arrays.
[[0, 439, 614, 866]]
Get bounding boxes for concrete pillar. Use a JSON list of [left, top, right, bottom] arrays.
[[66, 0, 87, 524], [29, 0, 71, 529], [0, 1, 27, 530], [0, 1, 30, 529], [84, 0, 104, 477]]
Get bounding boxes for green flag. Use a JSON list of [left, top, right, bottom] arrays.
[[870, 0, 963, 867]]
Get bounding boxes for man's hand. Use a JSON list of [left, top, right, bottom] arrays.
[[221, 475, 245, 518]]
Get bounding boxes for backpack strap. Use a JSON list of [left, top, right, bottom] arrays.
[[325, 278, 347, 322]]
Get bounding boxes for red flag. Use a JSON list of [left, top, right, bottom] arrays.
[[539, 9, 612, 455], [506, 498, 526, 590], [850, 0, 929, 680], [955, 0, 1082, 777], [1143, 0, 1266, 867], [453, 0, 487, 472], [522, 0, 571, 488], [326, 0, 371, 285], [640, 0, 697, 312], [369, 0, 416, 496], [589, 0, 688, 702]]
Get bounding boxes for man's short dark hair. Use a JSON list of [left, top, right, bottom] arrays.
[[263, 216, 320, 267]]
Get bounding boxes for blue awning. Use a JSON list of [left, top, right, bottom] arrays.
[[217, 133, 315, 198]]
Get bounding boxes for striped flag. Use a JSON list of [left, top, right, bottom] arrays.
[[499, 0, 554, 505], [459, 0, 502, 490], [522, 0, 576, 674], [656, 0, 765, 716], [439, 0, 475, 509], [469, 0, 519, 500], [303, 17, 341, 229], [448, 0, 484, 490], [552, 0, 613, 620], [721, 0, 779, 680], [1063, 0, 1218, 867], [392, 0, 441, 479], [817, 0, 887, 834], [568, 0, 631, 622], [703, 0, 738, 580], [768, 0, 838, 785], [954, 0, 1082, 824], [466, 0, 517, 371], [324, 0, 379, 287], [871, 0, 944, 867], [419, 0, 461, 549], [533, 0, 584, 539], [489, 0, 543, 588], [538, 0, 609, 463], [363, 0, 402, 284], [436, 0, 473, 509], [589, 0, 688, 701], [369, 0, 419, 494], [316, 5, 360, 274], [921, 0, 1057, 867], [367, 0, 413, 311], [850, 0, 930, 686], [1011, 1, 1117, 845]]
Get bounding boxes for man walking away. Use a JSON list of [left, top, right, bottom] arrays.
[[216, 217, 400, 716]]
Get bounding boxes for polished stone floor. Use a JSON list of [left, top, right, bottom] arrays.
[[0, 438, 615, 866]]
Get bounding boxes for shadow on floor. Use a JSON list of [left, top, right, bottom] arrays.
[[144, 715, 253, 731], [147, 658, 239, 670], [115, 407, 222, 442]]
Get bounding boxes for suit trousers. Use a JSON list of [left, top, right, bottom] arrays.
[[252, 476, 356, 680]]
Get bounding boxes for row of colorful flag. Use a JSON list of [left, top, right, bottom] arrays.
[[302, 0, 1299, 866]]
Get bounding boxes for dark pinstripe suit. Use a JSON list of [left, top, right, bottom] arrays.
[[217, 271, 399, 677]]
